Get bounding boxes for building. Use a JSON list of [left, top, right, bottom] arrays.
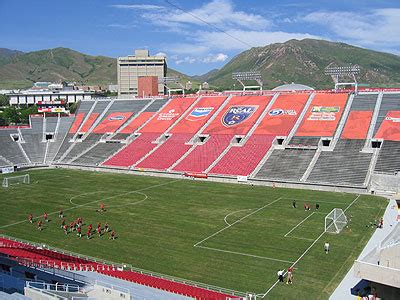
[[7, 89, 94, 105], [117, 49, 167, 97], [138, 76, 158, 97]]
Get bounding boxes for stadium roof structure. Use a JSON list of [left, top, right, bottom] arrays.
[[272, 83, 314, 91]]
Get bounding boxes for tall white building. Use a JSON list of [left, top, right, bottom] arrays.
[[117, 50, 167, 97]]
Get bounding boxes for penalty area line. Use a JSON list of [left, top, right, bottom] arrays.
[[194, 197, 282, 247], [195, 245, 295, 264], [259, 194, 361, 298], [284, 212, 315, 237]]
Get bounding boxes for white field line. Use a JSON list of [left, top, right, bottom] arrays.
[[196, 245, 295, 264], [194, 197, 282, 247], [284, 212, 315, 237], [0, 179, 181, 229], [223, 208, 253, 226], [260, 194, 361, 299]]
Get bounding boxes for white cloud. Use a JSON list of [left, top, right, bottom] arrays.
[[143, 0, 270, 30], [107, 23, 137, 29], [111, 4, 164, 10], [196, 30, 320, 51], [155, 52, 167, 57], [303, 8, 400, 46], [202, 53, 228, 63]]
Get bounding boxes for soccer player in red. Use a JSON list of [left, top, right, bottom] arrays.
[[110, 230, 116, 240], [104, 222, 109, 233], [97, 226, 102, 236], [37, 220, 42, 231], [87, 229, 91, 239], [77, 227, 82, 238], [63, 224, 68, 235], [100, 203, 105, 212], [44, 212, 49, 222], [88, 224, 93, 232], [69, 222, 75, 232], [28, 214, 33, 223]]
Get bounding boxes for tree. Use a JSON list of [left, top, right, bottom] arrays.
[[3, 106, 20, 124], [0, 94, 9, 107]]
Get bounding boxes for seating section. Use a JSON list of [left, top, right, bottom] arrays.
[[307, 140, 372, 186], [293, 93, 348, 138], [136, 134, 193, 170], [256, 148, 316, 181], [210, 135, 275, 176], [375, 141, 400, 174], [0, 130, 28, 165], [61, 134, 103, 163], [103, 133, 161, 167], [137, 96, 228, 170], [45, 116, 74, 163], [289, 136, 320, 147], [350, 93, 378, 111], [103, 97, 197, 167], [0, 237, 234, 300], [211, 93, 310, 176], [373, 94, 400, 135], [20, 117, 46, 164], [341, 111, 373, 140], [173, 134, 234, 172], [374, 111, 400, 141], [71, 142, 124, 166]]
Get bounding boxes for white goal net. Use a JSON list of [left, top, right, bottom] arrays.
[[325, 208, 347, 234], [2, 174, 30, 188]]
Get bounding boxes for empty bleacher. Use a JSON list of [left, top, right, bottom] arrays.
[[350, 93, 378, 111], [136, 134, 193, 170], [71, 142, 125, 166], [373, 93, 400, 135], [210, 135, 275, 176], [307, 140, 372, 186], [0, 130, 28, 165], [45, 116, 74, 163], [255, 148, 316, 181], [20, 117, 46, 164], [289, 136, 320, 147], [375, 141, 400, 174], [173, 134, 234, 172]]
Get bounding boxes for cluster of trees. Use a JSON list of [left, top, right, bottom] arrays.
[[0, 95, 38, 126]]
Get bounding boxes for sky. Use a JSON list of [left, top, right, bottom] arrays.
[[0, 0, 399, 75]]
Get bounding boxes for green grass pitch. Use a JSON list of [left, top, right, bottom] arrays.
[[0, 168, 387, 299]]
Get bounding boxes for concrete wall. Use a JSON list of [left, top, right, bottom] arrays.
[[380, 243, 400, 269], [370, 173, 400, 193], [354, 260, 400, 288], [87, 283, 130, 300]]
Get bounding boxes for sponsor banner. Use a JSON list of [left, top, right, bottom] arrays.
[[157, 109, 180, 121], [186, 107, 214, 121], [385, 116, 400, 122], [109, 115, 126, 121], [184, 172, 208, 179], [38, 107, 67, 113], [311, 106, 340, 113], [222, 105, 258, 127], [268, 108, 297, 116], [37, 100, 65, 105], [1, 167, 14, 174], [237, 175, 248, 182]]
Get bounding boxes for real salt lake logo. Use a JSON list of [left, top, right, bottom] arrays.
[[222, 105, 258, 127], [186, 107, 213, 121], [268, 109, 297, 116], [109, 115, 125, 121]]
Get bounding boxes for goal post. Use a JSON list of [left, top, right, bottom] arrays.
[[2, 174, 30, 188], [325, 208, 347, 234]]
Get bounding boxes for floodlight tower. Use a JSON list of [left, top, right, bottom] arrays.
[[232, 71, 263, 91], [158, 76, 185, 96], [324, 64, 360, 93]]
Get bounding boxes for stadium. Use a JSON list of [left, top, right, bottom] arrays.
[[1, 75, 400, 299]]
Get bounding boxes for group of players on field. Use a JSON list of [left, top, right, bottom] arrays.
[[28, 203, 117, 240]]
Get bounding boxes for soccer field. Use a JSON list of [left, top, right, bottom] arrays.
[[0, 168, 387, 299]]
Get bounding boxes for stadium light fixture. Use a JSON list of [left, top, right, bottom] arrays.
[[232, 71, 263, 91], [158, 76, 185, 96], [324, 64, 361, 93]]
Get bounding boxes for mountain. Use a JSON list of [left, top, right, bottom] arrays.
[[206, 39, 400, 89], [0, 48, 195, 89], [192, 68, 220, 83]]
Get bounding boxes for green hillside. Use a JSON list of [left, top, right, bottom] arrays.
[[206, 39, 400, 89]]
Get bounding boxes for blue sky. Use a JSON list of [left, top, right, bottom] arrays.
[[0, 0, 399, 75]]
